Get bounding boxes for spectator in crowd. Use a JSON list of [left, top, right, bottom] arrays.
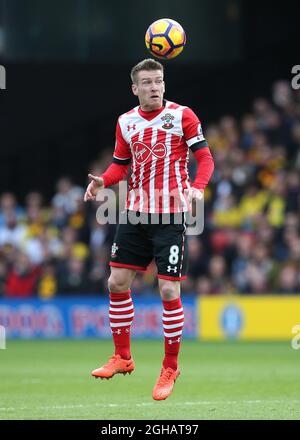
[[37, 261, 58, 299], [0, 212, 27, 248], [57, 256, 92, 295], [0, 193, 24, 226], [208, 255, 228, 294], [5, 252, 41, 298], [277, 263, 299, 294]]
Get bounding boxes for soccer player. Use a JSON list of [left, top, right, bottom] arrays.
[[84, 59, 214, 400]]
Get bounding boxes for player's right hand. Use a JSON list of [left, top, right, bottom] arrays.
[[83, 174, 105, 202]]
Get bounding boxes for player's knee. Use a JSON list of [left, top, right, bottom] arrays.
[[160, 281, 179, 301], [108, 274, 129, 293]]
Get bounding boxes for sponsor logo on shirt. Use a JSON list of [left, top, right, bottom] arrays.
[[132, 141, 167, 164]]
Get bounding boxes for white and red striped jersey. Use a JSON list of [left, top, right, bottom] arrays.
[[113, 100, 205, 214]]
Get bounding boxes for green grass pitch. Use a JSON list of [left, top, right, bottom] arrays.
[[0, 340, 300, 420]]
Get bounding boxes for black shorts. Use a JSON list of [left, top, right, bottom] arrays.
[[109, 211, 188, 281]]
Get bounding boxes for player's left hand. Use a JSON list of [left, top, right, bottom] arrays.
[[83, 174, 105, 202], [187, 187, 204, 204]]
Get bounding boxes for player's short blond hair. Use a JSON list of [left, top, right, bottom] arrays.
[[131, 59, 164, 84]]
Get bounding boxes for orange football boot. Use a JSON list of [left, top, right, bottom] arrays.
[[152, 367, 180, 400], [91, 354, 135, 379]]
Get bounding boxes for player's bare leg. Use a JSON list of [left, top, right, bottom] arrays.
[[92, 267, 136, 379], [152, 279, 183, 400]]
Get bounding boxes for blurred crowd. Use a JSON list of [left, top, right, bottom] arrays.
[[0, 80, 299, 298]]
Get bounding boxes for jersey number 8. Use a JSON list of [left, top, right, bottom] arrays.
[[169, 245, 179, 265]]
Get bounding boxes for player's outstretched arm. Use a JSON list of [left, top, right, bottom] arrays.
[[84, 174, 104, 202], [84, 162, 130, 202]]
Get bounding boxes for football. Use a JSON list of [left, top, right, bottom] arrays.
[[145, 18, 186, 59]]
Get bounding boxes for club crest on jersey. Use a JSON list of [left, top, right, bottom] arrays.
[[161, 113, 174, 129], [133, 141, 167, 164]]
